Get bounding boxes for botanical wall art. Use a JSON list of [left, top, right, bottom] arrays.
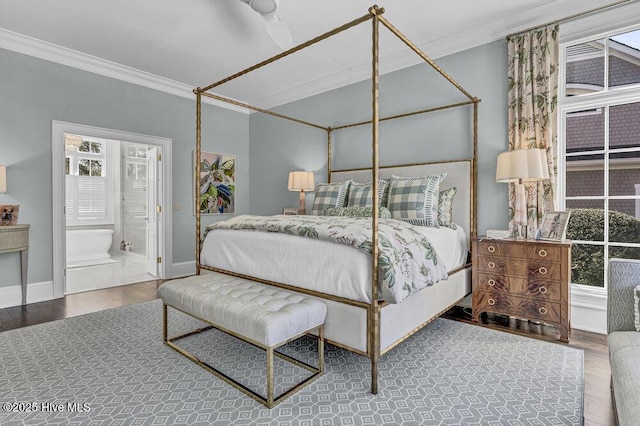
[[196, 151, 236, 214]]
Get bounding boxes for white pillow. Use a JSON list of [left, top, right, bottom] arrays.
[[635, 285, 640, 332]]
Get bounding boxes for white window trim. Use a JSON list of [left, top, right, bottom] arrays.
[[558, 24, 640, 291]]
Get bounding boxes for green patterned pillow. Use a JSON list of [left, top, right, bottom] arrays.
[[311, 181, 350, 216], [346, 180, 388, 208], [438, 187, 457, 229], [387, 173, 446, 227], [323, 206, 391, 218]]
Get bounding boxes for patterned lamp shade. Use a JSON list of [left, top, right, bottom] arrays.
[[0, 165, 6, 193], [288, 171, 314, 214]]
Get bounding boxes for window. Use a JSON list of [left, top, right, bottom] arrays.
[[560, 27, 640, 289], [65, 137, 113, 225]]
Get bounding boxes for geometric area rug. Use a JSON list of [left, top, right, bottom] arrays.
[[0, 300, 583, 425]]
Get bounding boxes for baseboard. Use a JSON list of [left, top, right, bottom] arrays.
[[172, 261, 196, 279], [570, 285, 607, 335], [0, 281, 56, 309]]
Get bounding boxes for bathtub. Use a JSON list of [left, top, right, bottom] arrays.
[[66, 229, 114, 263]]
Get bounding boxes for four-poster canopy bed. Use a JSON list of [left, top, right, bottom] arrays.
[[193, 5, 480, 394]]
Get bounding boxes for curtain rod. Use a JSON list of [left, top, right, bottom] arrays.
[[506, 0, 634, 39]]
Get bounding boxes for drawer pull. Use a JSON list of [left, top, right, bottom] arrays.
[[488, 262, 496, 269], [539, 266, 548, 275], [538, 249, 547, 258], [488, 245, 496, 253], [488, 279, 496, 286], [539, 307, 547, 315], [488, 298, 496, 306], [539, 286, 548, 294]]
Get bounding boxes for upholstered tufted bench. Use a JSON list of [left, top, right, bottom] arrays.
[[157, 271, 327, 408]]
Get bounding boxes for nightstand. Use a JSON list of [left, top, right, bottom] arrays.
[[471, 237, 571, 343], [0, 225, 30, 305]]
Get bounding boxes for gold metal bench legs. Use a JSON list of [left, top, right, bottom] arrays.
[[162, 304, 324, 408]]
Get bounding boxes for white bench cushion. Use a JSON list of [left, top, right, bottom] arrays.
[[158, 272, 327, 347]]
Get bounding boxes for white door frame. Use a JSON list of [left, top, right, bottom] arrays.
[[52, 121, 173, 299], [146, 146, 161, 276]]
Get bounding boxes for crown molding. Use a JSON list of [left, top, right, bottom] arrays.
[[0, 28, 249, 114]]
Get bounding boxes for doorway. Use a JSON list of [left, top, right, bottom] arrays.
[[52, 121, 173, 299]]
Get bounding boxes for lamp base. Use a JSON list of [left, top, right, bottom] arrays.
[[298, 191, 306, 215]]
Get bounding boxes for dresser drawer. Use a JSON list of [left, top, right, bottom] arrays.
[[473, 291, 561, 323], [476, 256, 561, 281], [476, 240, 562, 262], [0, 226, 29, 252], [476, 272, 560, 301]]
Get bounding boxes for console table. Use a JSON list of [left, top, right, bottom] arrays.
[[0, 225, 30, 305]]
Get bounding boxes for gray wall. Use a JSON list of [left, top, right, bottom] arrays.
[[0, 48, 249, 287], [249, 40, 509, 235]]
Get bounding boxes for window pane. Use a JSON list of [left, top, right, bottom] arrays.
[[609, 167, 640, 196], [570, 244, 604, 287], [90, 160, 102, 176], [610, 245, 640, 263], [79, 141, 90, 152], [609, 30, 640, 89], [566, 109, 604, 152], [610, 102, 640, 149], [566, 39, 605, 96], [90, 142, 102, 154], [567, 165, 604, 196], [609, 202, 640, 244], [566, 205, 604, 242], [137, 165, 146, 179], [79, 159, 90, 176]]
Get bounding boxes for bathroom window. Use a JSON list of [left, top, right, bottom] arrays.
[[65, 138, 113, 225]]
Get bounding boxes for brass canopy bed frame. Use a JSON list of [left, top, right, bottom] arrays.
[[193, 5, 480, 394]]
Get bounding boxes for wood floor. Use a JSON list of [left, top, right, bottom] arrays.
[[0, 282, 613, 425]]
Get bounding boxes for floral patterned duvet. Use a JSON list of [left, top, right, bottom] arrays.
[[205, 215, 448, 304]]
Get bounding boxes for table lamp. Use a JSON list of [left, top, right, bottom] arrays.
[[0, 165, 6, 193], [288, 171, 315, 215], [496, 148, 549, 239]]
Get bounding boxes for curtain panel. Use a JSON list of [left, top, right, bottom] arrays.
[[507, 25, 559, 238]]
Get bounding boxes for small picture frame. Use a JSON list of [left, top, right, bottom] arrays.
[[0, 205, 20, 226], [538, 211, 571, 241]]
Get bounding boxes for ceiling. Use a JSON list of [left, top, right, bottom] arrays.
[[0, 0, 625, 109]]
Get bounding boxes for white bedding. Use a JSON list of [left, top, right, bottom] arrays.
[[201, 223, 468, 304]]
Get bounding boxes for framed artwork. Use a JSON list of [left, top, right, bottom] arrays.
[[195, 151, 236, 214], [0, 205, 20, 225], [538, 211, 571, 241]]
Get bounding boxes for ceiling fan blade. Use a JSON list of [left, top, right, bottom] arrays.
[[262, 12, 294, 50]]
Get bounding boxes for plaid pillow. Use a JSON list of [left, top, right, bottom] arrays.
[[387, 173, 446, 226], [323, 206, 392, 218], [311, 181, 350, 216], [438, 187, 457, 229], [346, 180, 388, 208]]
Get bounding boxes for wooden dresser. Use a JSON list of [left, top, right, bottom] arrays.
[[471, 237, 571, 342]]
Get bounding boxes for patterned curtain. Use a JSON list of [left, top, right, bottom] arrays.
[[507, 25, 559, 238]]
